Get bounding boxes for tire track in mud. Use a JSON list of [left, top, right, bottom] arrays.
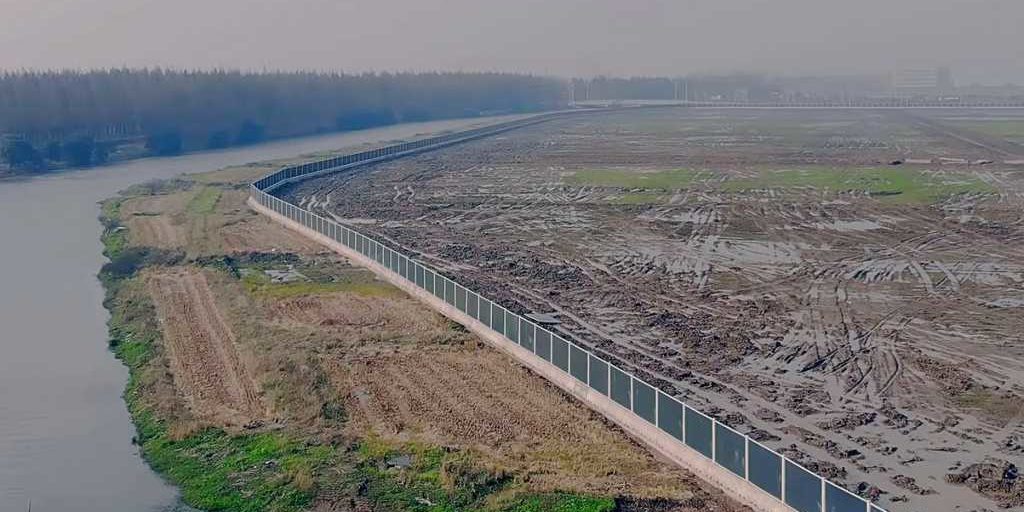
[[282, 110, 1024, 511]]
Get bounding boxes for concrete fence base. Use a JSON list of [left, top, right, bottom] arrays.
[[249, 197, 793, 512]]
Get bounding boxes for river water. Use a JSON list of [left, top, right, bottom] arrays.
[[0, 116, 508, 512]]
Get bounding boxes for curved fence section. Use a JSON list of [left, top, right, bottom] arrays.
[[250, 110, 887, 512]]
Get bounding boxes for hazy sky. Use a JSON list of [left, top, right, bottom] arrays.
[[2, 0, 1021, 84]]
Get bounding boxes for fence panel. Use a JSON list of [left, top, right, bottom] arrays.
[[609, 365, 631, 409], [424, 269, 436, 296], [551, 335, 569, 371], [504, 309, 519, 343], [826, 482, 866, 512], [456, 285, 467, 313], [479, 297, 492, 327], [748, 440, 782, 499], [444, 278, 456, 306], [785, 460, 823, 512], [685, 406, 713, 458], [714, 422, 746, 478], [588, 355, 608, 395], [415, 263, 425, 288], [632, 379, 656, 424], [492, 305, 505, 334], [467, 291, 479, 320], [535, 328, 552, 362], [657, 392, 683, 441], [520, 319, 535, 352], [569, 344, 588, 382]]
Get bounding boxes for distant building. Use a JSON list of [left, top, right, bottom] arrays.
[[890, 67, 954, 92]]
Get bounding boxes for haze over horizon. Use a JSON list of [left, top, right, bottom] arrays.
[[1, 0, 1021, 85]]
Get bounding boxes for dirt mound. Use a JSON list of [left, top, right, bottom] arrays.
[[947, 462, 1024, 509]]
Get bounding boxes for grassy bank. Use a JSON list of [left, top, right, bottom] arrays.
[[101, 198, 346, 512]]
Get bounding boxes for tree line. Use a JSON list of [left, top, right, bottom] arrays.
[[0, 69, 567, 172]]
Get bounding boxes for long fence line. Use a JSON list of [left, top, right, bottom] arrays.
[[575, 100, 1024, 109], [249, 110, 888, 512]]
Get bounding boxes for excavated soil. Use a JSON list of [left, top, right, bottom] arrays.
[[285, 107, 1024, 512]]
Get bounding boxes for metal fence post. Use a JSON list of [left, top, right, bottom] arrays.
[[585, 344, 590, 384], [820, 477, 826, 512], [628, 375, 634, 409], [744, 437, 750, 480], [711, 420, 717, 461], [606, 359, 611, 397], [781, 456, 787, 503], [567, 340, 572, 376], [654, 382, 659, 426]]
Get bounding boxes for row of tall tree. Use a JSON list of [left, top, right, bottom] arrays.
[[0, 69, 568, 171]]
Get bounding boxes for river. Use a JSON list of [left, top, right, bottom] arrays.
[[0, 116, 513, 512]]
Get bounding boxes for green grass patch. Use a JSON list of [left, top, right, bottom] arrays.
[[500, 494, 616, 512], [355, 438, 506, 511], [566, 168, 698, 190], [99, 198, 128, 258], [354, 437, 614, 512], [134, 414, 336, 512], [723, 167, 993, 203], [187, 186, 222, 215]]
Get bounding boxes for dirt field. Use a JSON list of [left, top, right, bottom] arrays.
[[285, 108, 1024, 511], [147, 268, 266, 426], [119, 182, 323, 256], [110, 162, 743, 511]]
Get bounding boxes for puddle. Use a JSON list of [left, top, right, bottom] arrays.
[[985, 297, 1024, 308], [265, 266, 306, 283], [386, 454, 413, 469]]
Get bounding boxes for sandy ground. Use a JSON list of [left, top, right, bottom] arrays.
[[286, 108, 1024, 511]]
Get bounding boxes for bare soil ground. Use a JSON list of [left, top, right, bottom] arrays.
[[120, 185, 322, 256], [285, 108, 1024, 511], [121, 192, 189, 248], [147, 268, 266, 426], [336, 345, 696, 501], [116, 162, 743, 510]]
